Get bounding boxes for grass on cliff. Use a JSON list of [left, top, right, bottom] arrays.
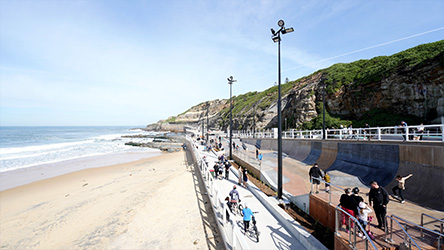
[[322, 40, 444, 93]]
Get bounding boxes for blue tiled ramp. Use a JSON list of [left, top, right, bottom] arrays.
[[326, 143, 399, 187]]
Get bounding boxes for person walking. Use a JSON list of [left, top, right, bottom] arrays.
[[309, 163, 323, 194], [242, 203, 254, 233], [256, 148, 259, 159], [258, 153, 263, 166], [238, 166, 243, 185], [369, 181, 389, 230], [392, 174, 413, 204], [339, 188, 356, 233], [324, 172, 331, 193], [242, 167, 248, 187], [399, 121, 408, 141], [224, 160, 231, 180]]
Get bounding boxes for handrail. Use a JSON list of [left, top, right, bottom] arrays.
[[188, 136, 250, 250], [233, 123, 444, 142], [311, 176, 345, 205], [385, 215, 422, 250], [335, 205, 378, 250], [421, 212, 444, 236], [391, 214, 444, 250], [392, 214, 444, 238]]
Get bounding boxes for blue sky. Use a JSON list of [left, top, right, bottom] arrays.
[[1, 0, 443, 126]]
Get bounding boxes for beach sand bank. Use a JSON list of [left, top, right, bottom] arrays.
[[0, 151, 223, 249]]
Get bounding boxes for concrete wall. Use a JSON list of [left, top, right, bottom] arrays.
[[242, 138, 444, 211]]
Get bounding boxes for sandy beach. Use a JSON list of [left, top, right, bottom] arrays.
[[0, 151, 223, 249]]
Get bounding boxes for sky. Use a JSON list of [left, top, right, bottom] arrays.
[[1, 0, 443, 126]]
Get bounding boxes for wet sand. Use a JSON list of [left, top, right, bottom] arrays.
[[0, 151, 222, 249]]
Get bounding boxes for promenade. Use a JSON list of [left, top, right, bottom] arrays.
[[231, 138, 443, 250], [189, 136, 326, 250]]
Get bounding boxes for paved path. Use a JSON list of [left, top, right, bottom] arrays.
[[194, 140, 312, 250]]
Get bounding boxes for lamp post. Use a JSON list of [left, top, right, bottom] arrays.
[[206, 101, 210, 144], [227, 76, 237, 160], [271, 20, 293, 200], [322, 78, 326, 140]]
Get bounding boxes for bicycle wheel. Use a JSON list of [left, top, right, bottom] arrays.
[[238, 204, 243, 215]]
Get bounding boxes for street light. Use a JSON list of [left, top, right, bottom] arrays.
[[227, 76, 237, 160], [322, 78, 328, 140], [206, 101, 210, 144], [271, 19, 293, 200]]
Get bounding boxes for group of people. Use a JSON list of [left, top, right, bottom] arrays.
[[308, 162, 414, 239], [308, 163, 330, 194], [400, 121, 425, 141], [226, 185, 254, 233], [213, 154, 232, 180]]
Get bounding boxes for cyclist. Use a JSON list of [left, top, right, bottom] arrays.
[[228, 185, 240, 212], [242, 203, 253, 233]]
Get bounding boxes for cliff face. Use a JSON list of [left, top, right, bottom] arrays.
[[148, 41, 444, 132]]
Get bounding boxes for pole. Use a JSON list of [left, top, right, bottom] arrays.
[[323, 79, 326, 140], [206, 102, 209, 144], [277, 36, 283, 200], [229, 83, 233, 160]]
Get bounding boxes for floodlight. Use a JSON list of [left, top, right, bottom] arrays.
[[278, 20, 284, 27], [282, 27, 294, 34], [271, 28, 276, 35], [272, 36, 280, 43]]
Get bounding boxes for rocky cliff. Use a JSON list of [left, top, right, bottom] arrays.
[[148, 40, 444, 132]]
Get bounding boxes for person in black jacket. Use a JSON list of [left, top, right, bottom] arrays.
[[369, 181, 389, 230], [339, 188, 356, 232], [351, 187, 364, 215], [309, 163, 323, 194]]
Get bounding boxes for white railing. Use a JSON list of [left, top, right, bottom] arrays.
[[188, 136, 250, 250], [234, 124, 444, 142]]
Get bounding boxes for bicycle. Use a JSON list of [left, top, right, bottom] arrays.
[[230, 199, 243, 215], [242, 210, 259, 242], [251, 212, 259, 242]]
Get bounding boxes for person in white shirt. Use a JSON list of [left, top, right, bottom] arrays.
[[357, 202, 373, 239], [392, 174, 413, 203]]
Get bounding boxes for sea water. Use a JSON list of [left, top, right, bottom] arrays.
[[0, 126, 159, 172]]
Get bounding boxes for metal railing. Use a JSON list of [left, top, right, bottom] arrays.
[[385, 215, 422, 249], [421, 213, 444, 237], [335, 205, 378, 250], [310, 176, 346, 205], [188, 136, 250, 250], [234, 123, 444, 142], [387, 214, 444, 250]]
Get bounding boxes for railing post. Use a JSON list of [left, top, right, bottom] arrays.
[[377, 127, 381, 141], [339, 130, 343, 140], [441, 125, 444, 142], [406, 126, 410, 141]]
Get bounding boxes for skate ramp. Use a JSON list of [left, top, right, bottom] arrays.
[[315, 142, 338, 171], [326, 143, 399, 187], [283, 139, 311, 162], [388, 144, 444, 211], [302, 141, 322, 165]]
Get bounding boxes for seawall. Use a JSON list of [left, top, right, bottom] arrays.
[[241, 138, 444, 211]]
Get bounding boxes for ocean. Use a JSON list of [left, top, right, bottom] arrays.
[[0, 126, 160, 172]]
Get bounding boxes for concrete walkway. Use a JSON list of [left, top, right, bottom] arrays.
[[193, 138, 326, 250]]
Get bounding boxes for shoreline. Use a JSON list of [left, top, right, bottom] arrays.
[[0, 150, 162, 191], [0, 151, 222, 249]]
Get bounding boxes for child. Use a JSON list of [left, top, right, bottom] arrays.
[[357, 202, 373, 239], [324, 172, 331, 193]]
